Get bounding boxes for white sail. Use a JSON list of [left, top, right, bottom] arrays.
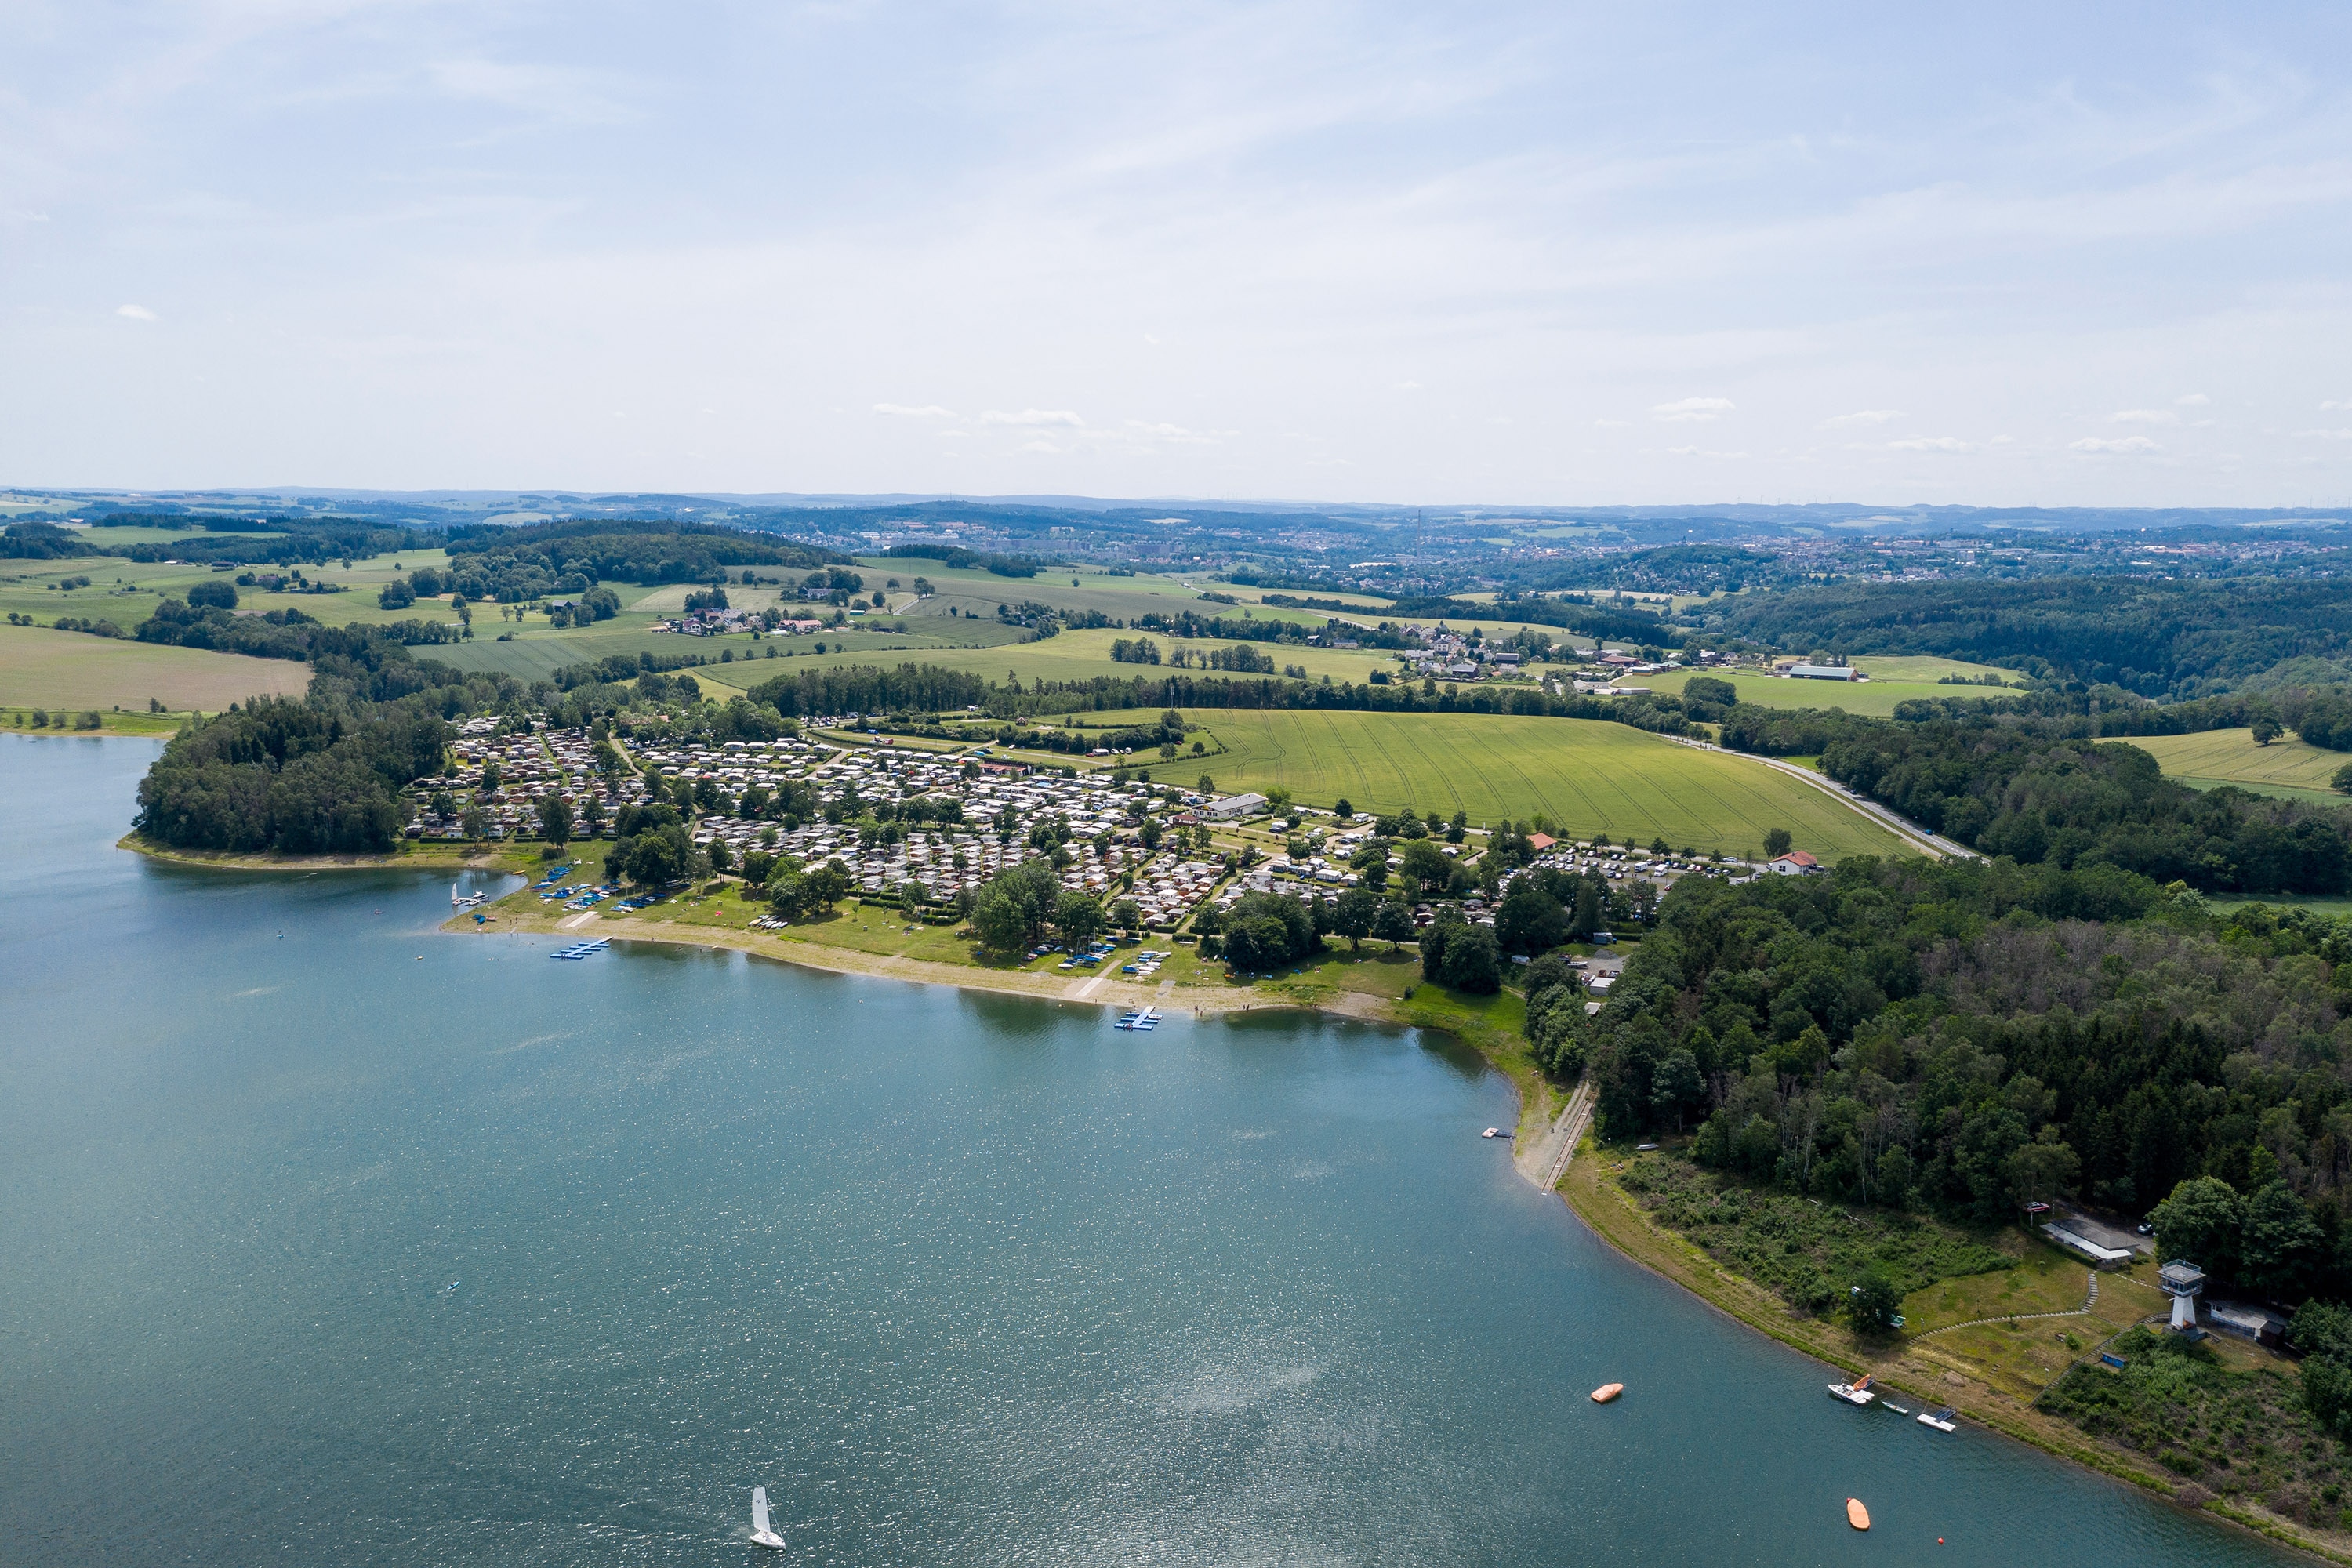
[[752, 1486, 771, 1536]]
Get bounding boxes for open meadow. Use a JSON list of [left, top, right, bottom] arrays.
[[679, 626, 1404, 700], [2115, 728, 2351, 804], [0, 623, 310, 713], [1639, 656, 2019, 717], [1137, 708, 1905, 858]]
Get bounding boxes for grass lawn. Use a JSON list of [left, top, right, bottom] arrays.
[[0, 623, 311, 713], [2116, 728, 2352, 803], [1149, 708, 1905, 858]]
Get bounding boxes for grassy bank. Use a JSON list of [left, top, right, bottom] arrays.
[[120, 833, 539, 873], [1555, 1144, 2352, 1563]]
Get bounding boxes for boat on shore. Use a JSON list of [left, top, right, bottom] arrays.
[[1590, 1382, 1623, 1403], [1918, 1406, 1958, 1432], [1828, 1375, 1875, 1406]]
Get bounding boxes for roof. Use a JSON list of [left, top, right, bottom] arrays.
[[1526, 833, 1556, 850]]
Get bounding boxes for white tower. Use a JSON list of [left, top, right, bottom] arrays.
[[2159, 1261, 2205, 1331]]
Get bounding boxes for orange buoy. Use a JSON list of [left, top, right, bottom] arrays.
[[1590, 1382, 1624, 1403], [1846, 1497, 1871, 1531]]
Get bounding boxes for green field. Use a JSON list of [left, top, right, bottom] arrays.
[[652, 626, 1407, 701], [2117, 728, 2352, 804], [1155, 709, 1905, 858], [0, 623, 311, 713], [1639, 658, 2018, 717]]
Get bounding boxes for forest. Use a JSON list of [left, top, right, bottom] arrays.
[[1702, 576, 2352, 698], [1718, 703, 2352, 895], [1544, 855, 2352, 1314], [439, 519, 843, 598]]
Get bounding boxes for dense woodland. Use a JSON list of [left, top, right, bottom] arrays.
[[1704, 576, 2352, 699], [439, 518, 841, 599], [1546, 856, 2352, 1314]]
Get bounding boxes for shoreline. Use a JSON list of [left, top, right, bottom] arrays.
[[1551, 1142, 2352, 1565], [120, 833, 528, 874], [109, 832, 2330, 1556], [457, 898, 1552, 1140]]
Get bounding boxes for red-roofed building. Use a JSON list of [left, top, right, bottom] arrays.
[[1766, 851, 1821, 876]]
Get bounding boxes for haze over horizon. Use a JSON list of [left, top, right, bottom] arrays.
[[5, 2, 2349, 507]]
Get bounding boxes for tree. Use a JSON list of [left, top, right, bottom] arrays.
[[1139, 817, 1163, 851], [1441, 922, 1502, 994], [536, 793, 573, 847], [614, 822, 691, 885], [1495, 881, 1566, 955], [1265, 786, 1293, 816], [1332, 887, 1377, 951], [1334, 797, 1354, 818], [1197, 774, 1214, 793], [800, 858, 850, 913], [2151, 1176, 2243, 1278], [1222, 914, 1291, 971], [2252, 717, 2283, 746], [1350, 839, 1391, 891], [187, 579, 238, 610], [1846, 1268, 1904, 1338], [971, 858, 1060, 952], [1372, 898, 1416, 949], [1398, 837, 1450, 889], [2002, 1127, 2079, 1214], [460, 803, 490, 840], [1650, 1047, 1704, 1129], [2241, 1178, 2325, 1297], [1571, 877, 1602, 939], [1108, 897, 1142, 931], [580, 793, 606, 835], [1763, 827, 1792, 859], [2335, 760, 2352, 796], [1053, 890, 1105, 948]]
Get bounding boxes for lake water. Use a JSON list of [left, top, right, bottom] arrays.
[[0, 733, 2300, 1566]]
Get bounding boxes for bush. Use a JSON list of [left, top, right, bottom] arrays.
[[187, 579, 238, 610]]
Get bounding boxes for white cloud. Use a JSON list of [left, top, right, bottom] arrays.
[[1592, 419, 1631, 428], [2070, 436, 2163, 454], [872, 402, 956, 418], [2112, 408, 2180, 425], [1662, 445, 1749, 458], [1652, 397, 1734, 423], [115, 303, 157, 321], [2324, 400, 2352, 412], [2293, 428, 2352, 441], [1122, 419, 1223, 443], [1016, 437, 1065, 453], [981, 408, 1085, 427], [1886, 436, 1972, 452], [2176, 393, 2211, 406], [1822, 409, 1903, 428]]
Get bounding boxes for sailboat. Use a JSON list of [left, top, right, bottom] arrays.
[[749, 1486, 786, 1550]]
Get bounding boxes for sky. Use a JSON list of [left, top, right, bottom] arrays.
[[3, 2, 2350, 507]]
